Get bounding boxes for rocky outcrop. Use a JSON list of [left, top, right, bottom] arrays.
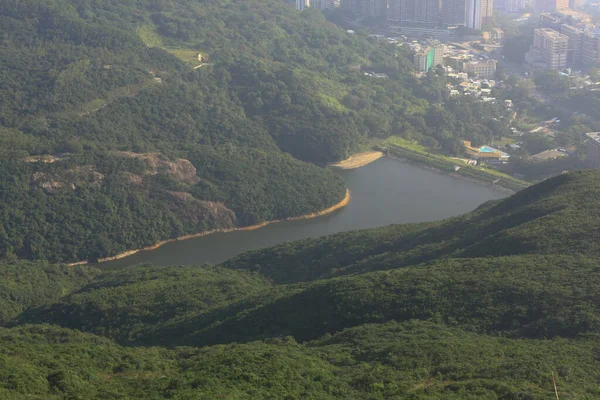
[[24, 155, 62, 163], [31, 172, 64, 192], [120, 171, 144, 186], [116, 152, 200, 185], [168, 191, 236, 227], [30, 166, 104, 192]]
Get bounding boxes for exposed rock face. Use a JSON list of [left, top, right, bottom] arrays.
[[31, 172, 64, 192], [67, 166, 104, 187], [117, 152, 200, 185], [24, 155, 61, 163], [120, 171, 144, 186], [30, 166, 104, 192], [168, 191, 236, 228]]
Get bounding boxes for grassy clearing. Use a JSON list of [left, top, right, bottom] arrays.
[[57, 79, 158, 119], [295, 69, 349, 100], [136, 24, 204, 66], [79, 98, 106, 114], [136, 25, 164, 48], [166, 49, 202, 64], [384, 136, 431, 153], [318, 93, 346, 113], [493, 136, 517, 147]]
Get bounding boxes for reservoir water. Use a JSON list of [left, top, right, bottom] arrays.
[[103, 157, 506, 268]]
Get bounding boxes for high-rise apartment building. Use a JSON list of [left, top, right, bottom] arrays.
[[527, 28, 569, 69], [496, 0, 525, 12], [388, 0, 439, 23], [415, 0, 441, 23], [569, 0, 584, 9], [467, 0, 483, 30], [341, 0, 360, 14], [414, 47, 435, 71], [541, 10, 593, 29], [296, 0, 310, 11], [410, 40, 444, 71], [362, 0, 388, 17], [529, 25, 600, 68], [342, 0, 387, 17], [581, 29, 600, 67], [540, 12, 566, 29], [463, 59, 497, 78], [311, 0, 335, 9], [481, 0, 494, 25], [534, 0, 569, 12], [441, 0, 467, 26], [433, 44, 445, 66], [386, 0, 403, 21], [466, 0, 493, 30], [388, 0, 485, 26], [560, 24, 584, 67]]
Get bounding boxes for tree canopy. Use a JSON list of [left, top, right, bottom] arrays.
[[2, 171, 600, 399]]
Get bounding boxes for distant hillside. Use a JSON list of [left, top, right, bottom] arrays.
[[5, 171, 600, 399], [1, 0, 382, 262], [1, 0, 518, 263]]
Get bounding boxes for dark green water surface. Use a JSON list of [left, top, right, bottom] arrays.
[[102, 158, 505, 268]]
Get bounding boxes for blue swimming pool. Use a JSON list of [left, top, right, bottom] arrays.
[[479, 146, 495, 153]]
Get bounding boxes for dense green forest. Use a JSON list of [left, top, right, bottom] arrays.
[[2, 171, 600, 399], [3, 1, 600, 398], [0, 0, 527, 263]]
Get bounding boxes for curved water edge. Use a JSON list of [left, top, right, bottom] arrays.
[[99, 157, 506, 269], [68, 189, 351, 267]]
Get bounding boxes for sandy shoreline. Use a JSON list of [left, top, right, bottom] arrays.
[[328, 151, 384, 170], [68, 189, 350, 267]]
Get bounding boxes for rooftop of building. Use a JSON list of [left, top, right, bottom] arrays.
[[561, 24, 583, 33], [530, 149, 567, 162], [556, 9, 593, 21], [464, 59, 497, 66], [587, 132, 600, 143], [584, 28, 600, 36], [537, 28, 569, 38]]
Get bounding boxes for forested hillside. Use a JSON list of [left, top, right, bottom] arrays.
[[3, 1, 600, 398], [224, 169, 600, 282], [1, 0, 519, 263], [3, 171, 600, 399]]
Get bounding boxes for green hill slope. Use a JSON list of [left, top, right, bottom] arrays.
[[19, 265, 272, 345], [3, 1, 600, 398], [224, 170, 600, 283], [0, 0, 521, 263], [5, 171, 600, 399], [15, 172, 600, 344], [1, 321, 599, 399], [0, 260, 99, 323], [1, 0, 372, 262], [22, 254, 599, 347]]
